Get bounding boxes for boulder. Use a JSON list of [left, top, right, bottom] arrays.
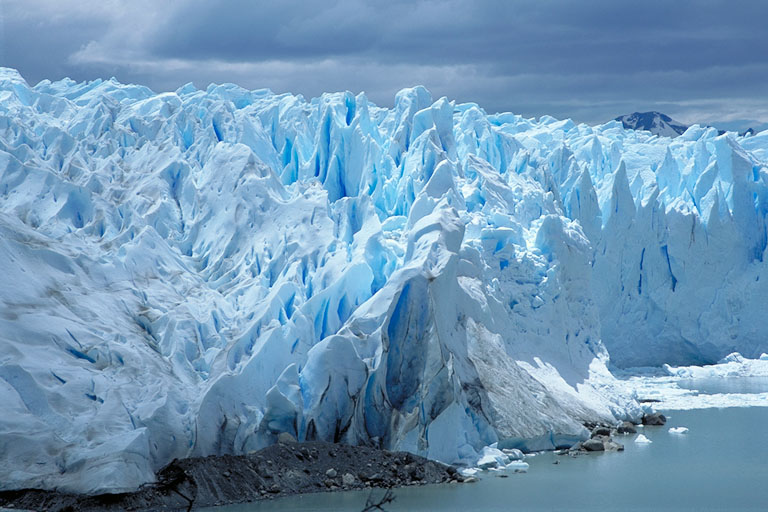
[[642, 413, 666, 426], [591, 426, 612, 437], [603, 441, 624, 451], [617, 421, 637, 434], [582, 439, 605, 452]]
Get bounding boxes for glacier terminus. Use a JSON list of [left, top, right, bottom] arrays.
[[1, 67, 767, 494]]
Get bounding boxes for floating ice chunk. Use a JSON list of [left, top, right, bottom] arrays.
[[505, 460, 529, 472], [634, 434, 652, 444], [459, 467, 480, 477], [669, 427, 689, 434], [502, 448, 525, 461]]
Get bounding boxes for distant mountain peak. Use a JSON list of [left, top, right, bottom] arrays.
[[615, 111, 688, 138]]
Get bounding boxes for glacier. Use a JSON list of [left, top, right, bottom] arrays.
[[1, 67, 767, 493]]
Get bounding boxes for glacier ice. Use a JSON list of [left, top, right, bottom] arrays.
[[1, 66, 767, 493]]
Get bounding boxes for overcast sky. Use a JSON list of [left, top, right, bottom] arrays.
[[2, 0, 767, 126]]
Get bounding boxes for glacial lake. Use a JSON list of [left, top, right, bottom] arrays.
[[211, 377, 768, 511]]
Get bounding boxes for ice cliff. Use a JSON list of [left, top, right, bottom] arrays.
[[1, 67, 766, 493]]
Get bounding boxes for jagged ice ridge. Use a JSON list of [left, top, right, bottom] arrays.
[[1, 68, 767, 493]]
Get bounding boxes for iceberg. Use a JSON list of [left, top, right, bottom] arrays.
[[505, 460, 529, 472], [476, 445, 510, 470], [1, 67, 767, 493]]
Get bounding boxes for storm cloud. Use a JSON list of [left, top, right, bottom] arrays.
[[2, 0, 767, 125]]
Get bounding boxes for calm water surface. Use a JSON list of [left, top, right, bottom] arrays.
[[209, 378, 768, 511]]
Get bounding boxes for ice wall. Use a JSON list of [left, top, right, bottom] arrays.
[[1, 67, 765, 492], [552, 125, 768, 366]]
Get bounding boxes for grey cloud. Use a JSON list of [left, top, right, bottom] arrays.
[[0, 2, 109, 85], [1, 0, 767, 124], [148, 0, 767, 72]]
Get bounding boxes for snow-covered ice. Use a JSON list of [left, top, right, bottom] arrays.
[[1, 67, 768, 492], [615, 111, 688, 138]]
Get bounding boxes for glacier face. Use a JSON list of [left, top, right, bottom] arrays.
[[0, 67, 767, 493]]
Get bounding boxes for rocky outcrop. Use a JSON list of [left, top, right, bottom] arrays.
[[0, 441, 462, 511]]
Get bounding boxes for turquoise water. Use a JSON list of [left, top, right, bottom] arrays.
[[209, 378, 768, 511]]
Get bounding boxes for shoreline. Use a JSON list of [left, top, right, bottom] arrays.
[[0, 416, 666, 511], [0, 440, 464, 511]]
